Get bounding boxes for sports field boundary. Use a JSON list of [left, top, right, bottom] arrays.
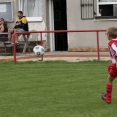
[[0, 53, 109, 62], [13, 29, 107, 63]]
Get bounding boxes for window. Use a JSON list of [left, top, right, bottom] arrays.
[[19, 0, 42, 21], [0, 1, 13, 22], [97, 0, 117, 17], [81, 0, 94, 20]]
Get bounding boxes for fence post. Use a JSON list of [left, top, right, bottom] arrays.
[[40, 32, 43, 61], [13, 33, 16, 64], [96, 31, 100, 60]]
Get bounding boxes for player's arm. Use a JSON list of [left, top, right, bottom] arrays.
[[111, 43, 117, 68], [116, 62, 117, 68], [0, 24, 4, 33]]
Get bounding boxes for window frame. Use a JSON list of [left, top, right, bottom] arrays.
[[97, 0, 117, 17], [0, 1, 14, 22], [19, 0, 43, 22]]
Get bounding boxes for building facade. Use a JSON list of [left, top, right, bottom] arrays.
[[1, 0, 117, 52]]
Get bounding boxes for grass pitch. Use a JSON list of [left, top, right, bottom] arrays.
[[0, 61, 117, 117]]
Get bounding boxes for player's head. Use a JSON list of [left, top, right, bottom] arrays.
[[17, 11, 23, 18], [106, 27, 117, 40]]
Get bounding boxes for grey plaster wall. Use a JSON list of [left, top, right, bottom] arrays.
[[67, 0, 117, 49]]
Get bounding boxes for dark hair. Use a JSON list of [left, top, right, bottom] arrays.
[[18, 11, 23, 15], [0, 18, 4, 21]]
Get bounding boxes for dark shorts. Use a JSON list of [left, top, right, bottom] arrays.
[[0, 35, 4, 37], [0, 34, 7, 37], [108, 64, 117, 77], [16, 28, 24, 32]]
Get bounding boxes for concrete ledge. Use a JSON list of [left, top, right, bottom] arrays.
[[68, 48, 108, 52]]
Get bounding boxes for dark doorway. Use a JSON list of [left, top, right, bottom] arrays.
[[53, 0, 68, 51]]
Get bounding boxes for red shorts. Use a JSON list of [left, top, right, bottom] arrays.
[[108, 64, 117, 77]]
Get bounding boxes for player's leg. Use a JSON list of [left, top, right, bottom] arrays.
[[102, 75, 116, 103], [106, 75, 116, 101], [8, 29, 14, 41], [107, 75, 115, 84], [102, 64, 117, 103]]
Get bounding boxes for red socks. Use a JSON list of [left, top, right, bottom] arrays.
[[106, 84, 113, 102]]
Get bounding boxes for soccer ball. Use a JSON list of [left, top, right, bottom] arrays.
[[33, 45, 45, 56]]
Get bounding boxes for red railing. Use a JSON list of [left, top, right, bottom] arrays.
[[13, 29, 106, 64]]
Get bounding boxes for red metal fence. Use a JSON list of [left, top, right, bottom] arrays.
[[13, 29, 106, 64]]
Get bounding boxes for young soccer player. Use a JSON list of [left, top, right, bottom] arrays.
[[102, 27, 117, 104]]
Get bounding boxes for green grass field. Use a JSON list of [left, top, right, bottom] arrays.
[[0, 60, 117, 117]]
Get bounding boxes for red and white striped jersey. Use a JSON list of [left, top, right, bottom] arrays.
[[108, 39, 117, 64]]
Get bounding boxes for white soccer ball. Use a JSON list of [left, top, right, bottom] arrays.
[[33, 45, 45, 56]]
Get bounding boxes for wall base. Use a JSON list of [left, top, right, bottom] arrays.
[[68, 48, 108, 52]]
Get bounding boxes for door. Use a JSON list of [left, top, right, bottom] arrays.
[[53, 0, 68, 51]]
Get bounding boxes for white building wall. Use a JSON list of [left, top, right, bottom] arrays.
[[1, 0, 117, 51], [67, 0, 117, 51]]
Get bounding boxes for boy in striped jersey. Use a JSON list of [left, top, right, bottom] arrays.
[[102, 27, 117, 104]]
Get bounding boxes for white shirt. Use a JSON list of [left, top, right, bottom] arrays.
[[108, 39, 117, 64]]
